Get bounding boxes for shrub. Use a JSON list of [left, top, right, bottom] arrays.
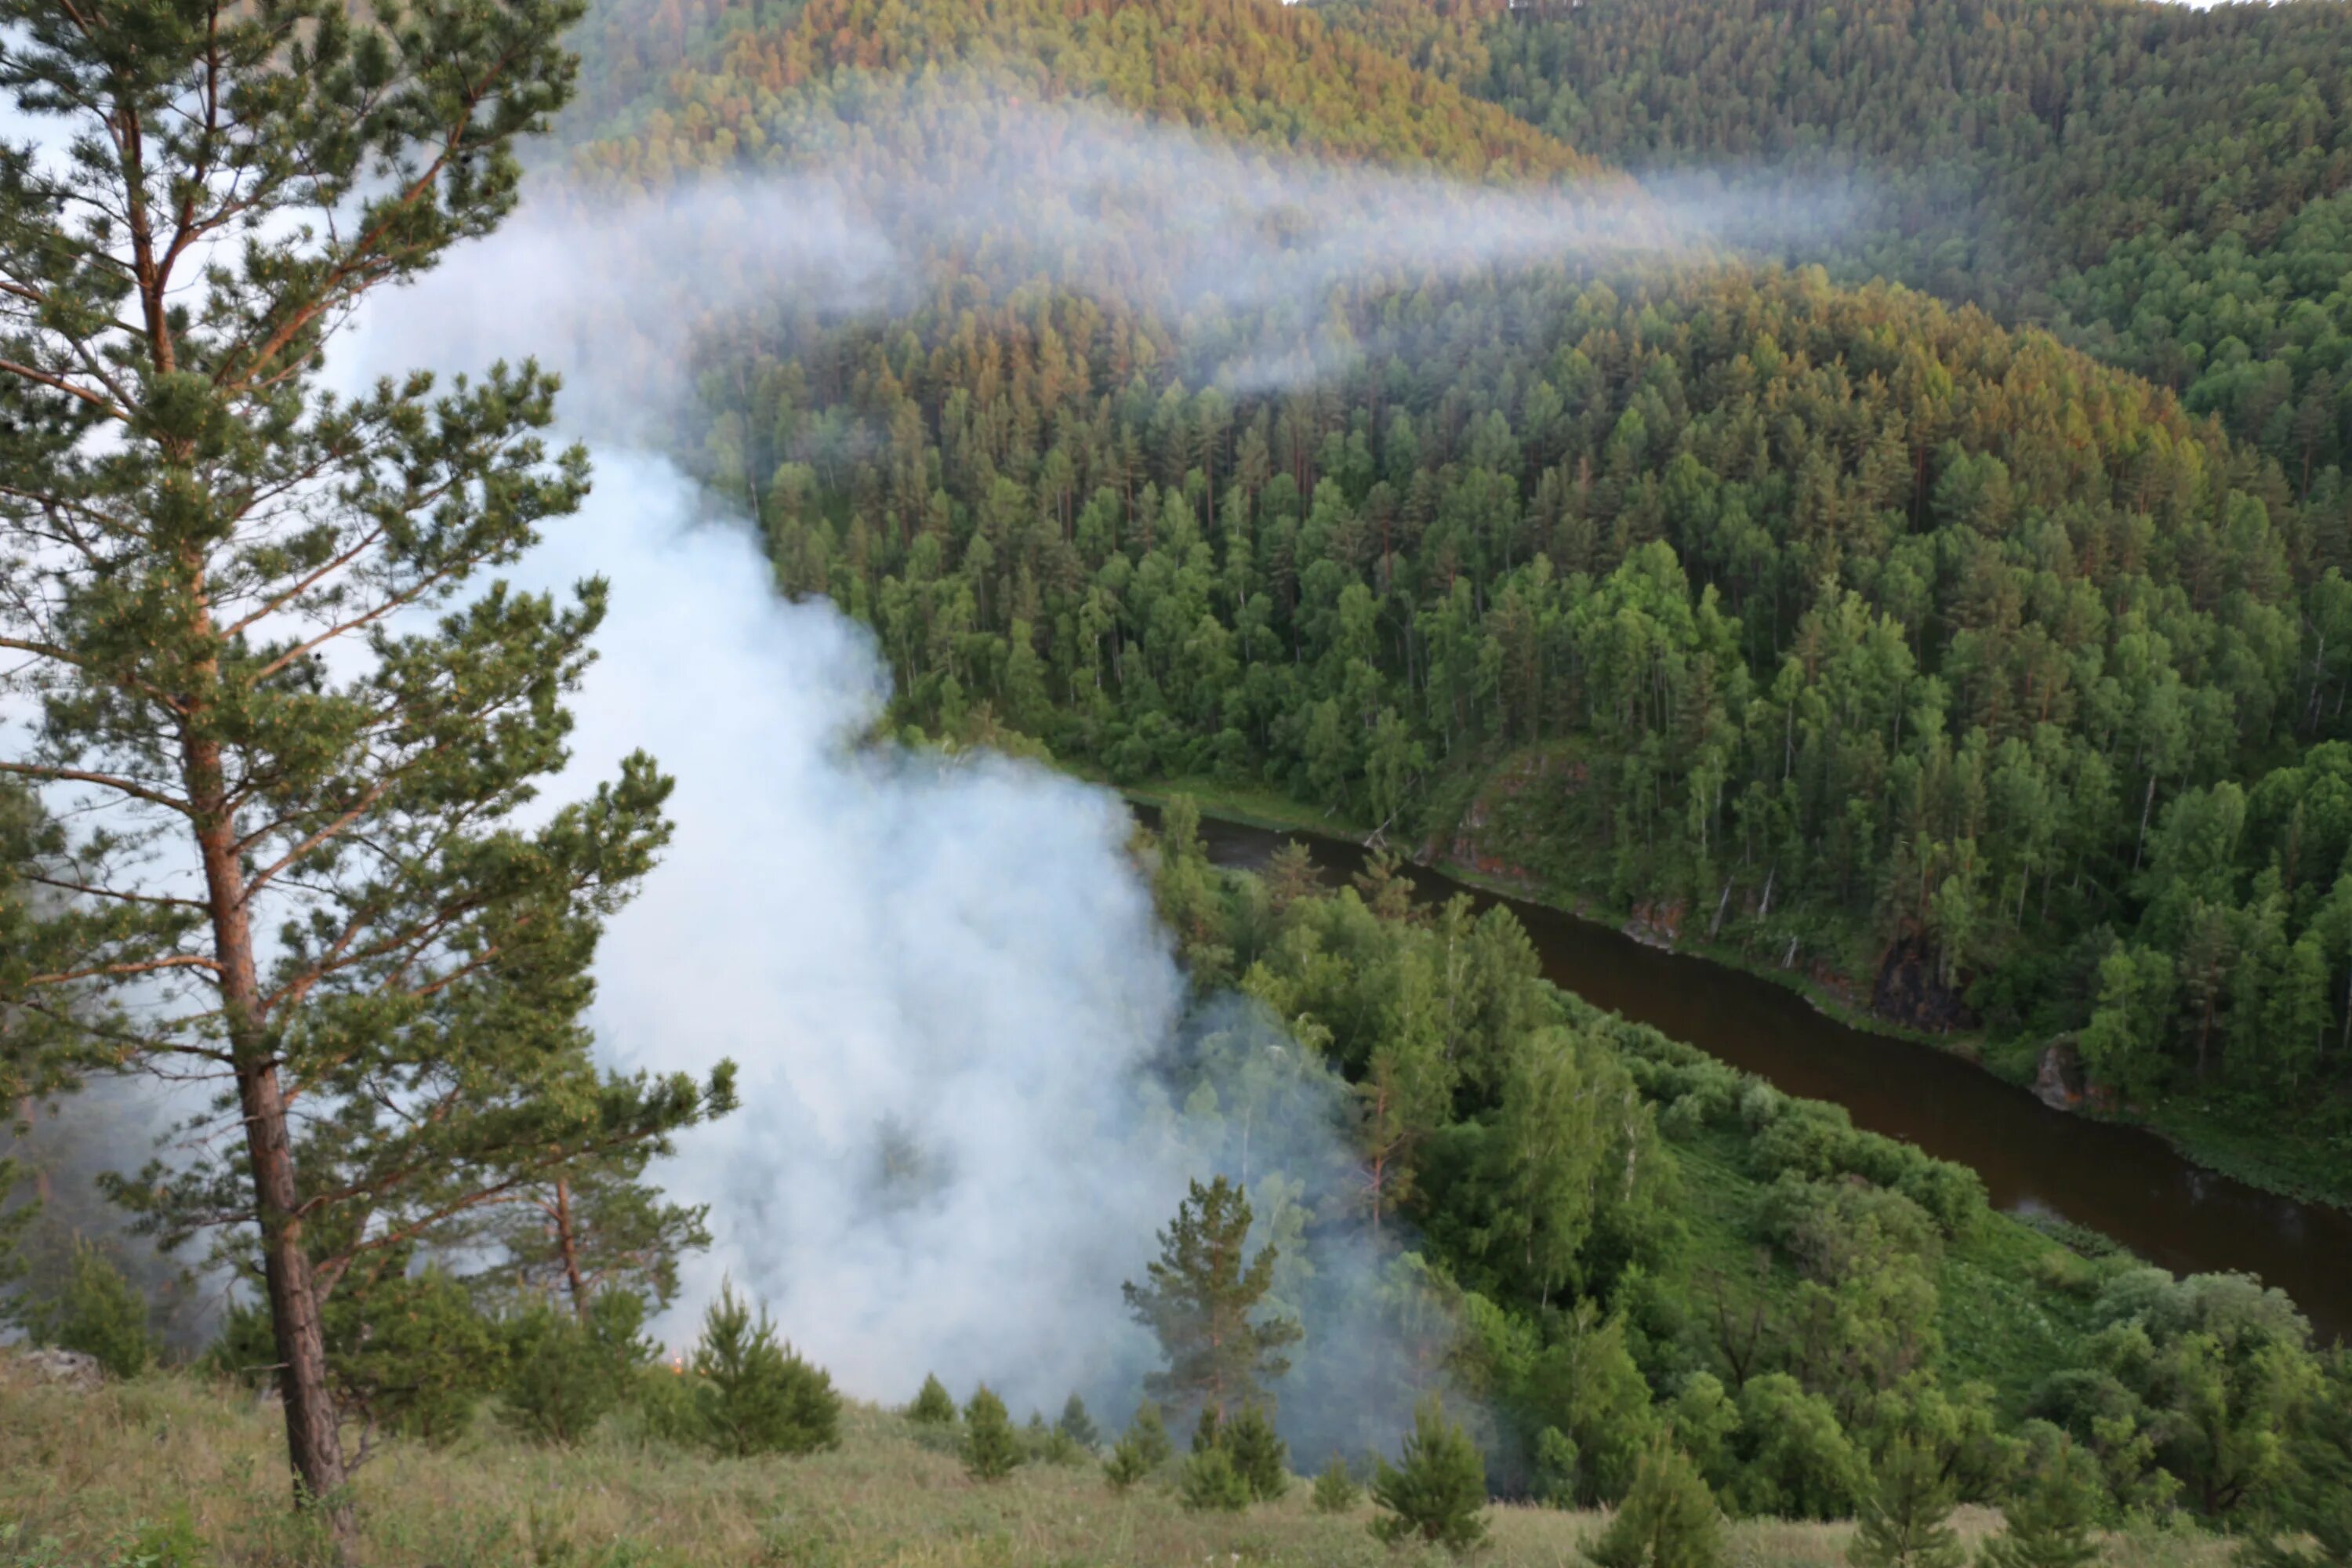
[[1370, 1394, 1489, 1554], [691, 1283, 840, 1457], [499, 1293, 652, 1446], [1225, 1404, 1290, 1500], [24, 1240, 155, 1380], [1583, 1434, 1725, 1568], [328, 1264, 503, 1445], [962, 1385, 1022, 1481], [1313, 1454, 1362, 1514], [1127, 1399, 1174, 1470], [909, 1372, 957, 1424], [1178, 1444, 1252, 1512], [1105, 1434, 1152, 1490]]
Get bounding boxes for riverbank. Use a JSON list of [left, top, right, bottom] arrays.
[[1120, 775, 2352, 1218]]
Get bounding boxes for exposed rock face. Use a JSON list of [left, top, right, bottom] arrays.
[[2035, 1040, 2087, 1110], [1871, 935, 1976, 1033], [5, 1346, 103, 1392]]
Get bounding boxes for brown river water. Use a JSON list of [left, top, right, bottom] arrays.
[[1162, 808, 2352, 1346]]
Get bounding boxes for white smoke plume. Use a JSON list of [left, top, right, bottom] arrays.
[[506, 459, 1195, 1404], [337, 89, 1859, 1439]]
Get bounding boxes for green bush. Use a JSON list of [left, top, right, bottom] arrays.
[[690, 1282, 840, 1457], [24, 1240, 155, 1380], [328, 1264, 503, 1445], [1312, 1454, 1362, 1514], [1057, 1392, 1100, 1450], [1584, 1434, 1725, 1568], [500, 1292, 652, 1446], [1370, 1395, 1489, 1554], [962, 1385, 1022, 1481], [1225, 1404, 1290, 1501], [1178, 1443, 1252, 1512]]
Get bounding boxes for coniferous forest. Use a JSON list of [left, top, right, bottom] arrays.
[[4, 0, 2352, 1564]]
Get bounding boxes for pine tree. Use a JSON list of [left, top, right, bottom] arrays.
[[481, 1167, 712, 1321], [1315, 1454, 1363, 1514], [1101, 1401, 1176, 1495], [1226, 1404, 1291, 1501], [691, 1284, 840, 1458], [0, 0, 736, 1543], [1849, 1439, 1967, 1568], [1179, 1443, 1254, 1512], [1127, 1400, 1175, 1470], [1105, 1434, 1153, 1491], [963, 1385, 1023, 1481], [1123, 1177, 1303, 1421], [910, 1373, 958, 1424], [1978, 1443, 2103, 1568], [1058, 1392, 1102, 1450], [1371, 1394, 1490, 1555], [1584, 1434, 1726, 1568]]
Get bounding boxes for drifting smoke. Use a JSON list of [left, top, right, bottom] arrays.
[[383, 95, 1852, 422]]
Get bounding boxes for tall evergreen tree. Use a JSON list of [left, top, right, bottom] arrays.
[[1122, 1175, 1303, 1421], [0, 0, 735, 1544]]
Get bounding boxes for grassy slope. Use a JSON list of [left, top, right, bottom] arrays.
[[0, 1367, 2235, 1568]]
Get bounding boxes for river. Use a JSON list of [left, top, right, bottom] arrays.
[[1168, 808, 2352, 1346]]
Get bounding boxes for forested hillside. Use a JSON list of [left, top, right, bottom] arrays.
[[1326, 0, 2352, 551], [538, 0, 2352, 1194]]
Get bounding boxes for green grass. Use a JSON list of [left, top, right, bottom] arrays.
[[0, 1364, 2238, 1568]]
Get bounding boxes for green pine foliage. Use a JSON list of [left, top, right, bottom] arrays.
[[1584, 1434, 1727, 1568], [1058, 1392, 1102, 1450], [1178, 1443, 1254, 1513], [1225, 1405, 1291, 1501], [962, 1385, 1024, 1482], [498, 1292, 655, 1446], [1370, 1395, 1490, 1555], [1848, 1439, 1967, 1568], [20, 1240, 156, 1381], [1314, 1454, 1364, 1514], [0, 0, 740, 1543], [1124, 1178, 1304, 1419], [909, 1373, 958, 1425], [329, 1265, 506, 1447], [1104, 1399, 1176, 1489], [689, 1283, 840, 1458], [1978, 1442, 2104, 1568], [1104, 1435, 1152, 1492]]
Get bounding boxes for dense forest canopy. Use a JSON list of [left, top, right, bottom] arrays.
[[535, 0, 2352, 1189]]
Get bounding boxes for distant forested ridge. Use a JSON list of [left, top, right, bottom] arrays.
[[557, 0, 2352, 1192]]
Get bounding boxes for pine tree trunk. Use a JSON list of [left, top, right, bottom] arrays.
[[191, 737, 354, 1555], [555, 1178, 591, 1321]]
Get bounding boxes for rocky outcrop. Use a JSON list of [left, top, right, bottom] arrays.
[[2035, 1040, 2086, 1109], [5, 1345, 103, 1392], [1871, 935, 1976, 1033]]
